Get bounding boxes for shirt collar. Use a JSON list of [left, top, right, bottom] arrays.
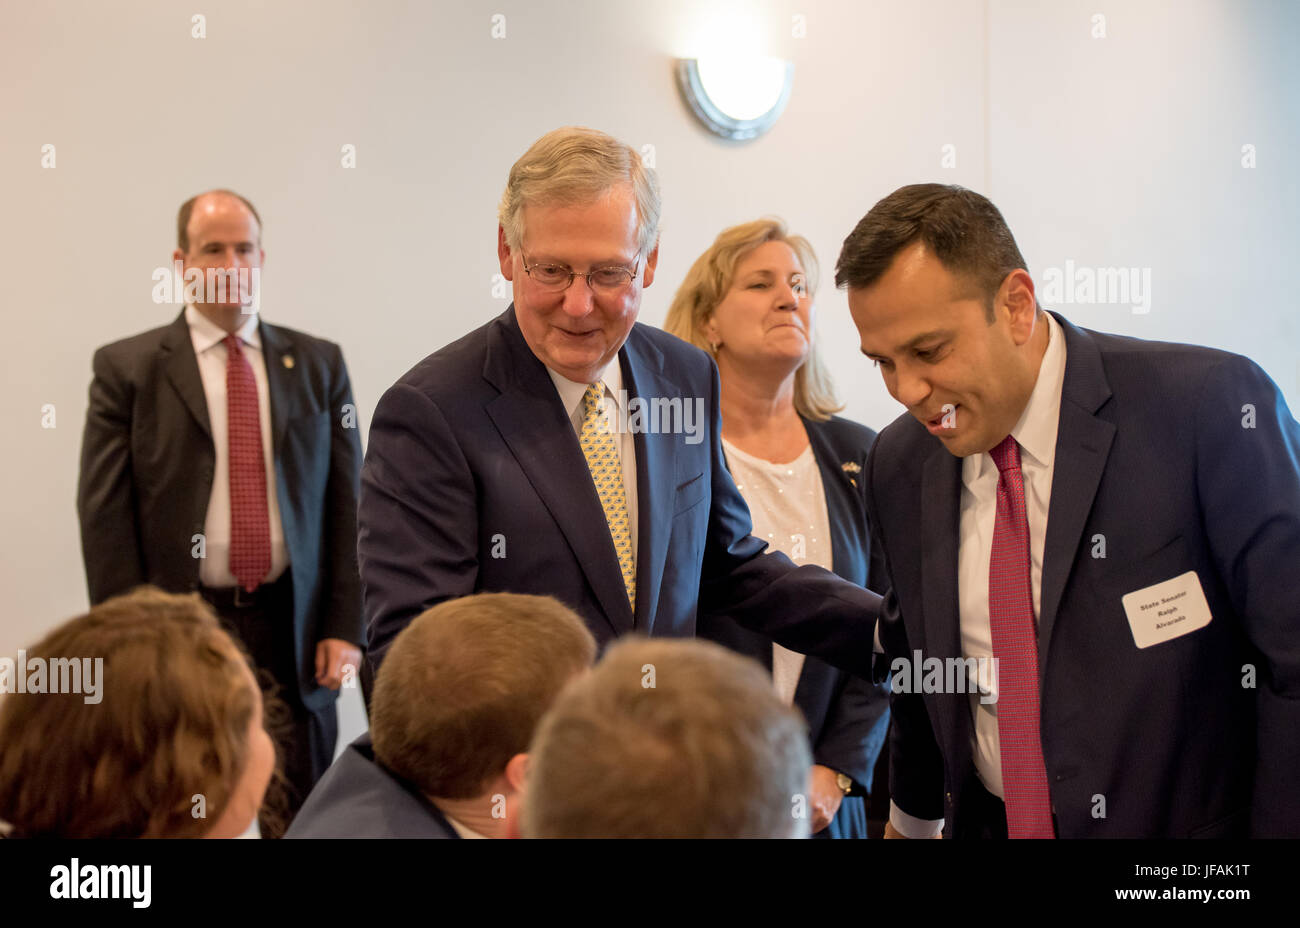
[[444, 815, 488, 840], [185, 303, 261, 354], [546, 354, 625, 421], [964, 310, 1067, 483]]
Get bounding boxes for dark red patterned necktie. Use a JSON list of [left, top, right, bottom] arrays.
[[225, 334, 270, 592], [988, 435, 1055, 838]]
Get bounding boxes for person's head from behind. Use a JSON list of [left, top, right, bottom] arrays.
[[835, 184, 1046, 458], [496, 126, 661, 385], [369, 592, 596, 836], [522, 637, 813, 838], [0, 587, 275, 838], [664, 217, 840, 420]]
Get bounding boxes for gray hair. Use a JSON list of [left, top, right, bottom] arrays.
[[497, 126, 661, 258]]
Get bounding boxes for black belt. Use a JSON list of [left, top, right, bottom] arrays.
[[198, 571, 291, 611]]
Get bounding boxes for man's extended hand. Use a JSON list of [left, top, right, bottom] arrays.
[[315, 638, 362, 690], [809, 764, 846, 834]]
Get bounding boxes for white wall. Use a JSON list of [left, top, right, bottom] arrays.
[[2, 1, 1295, 748], [988, 0, 1300, 393]]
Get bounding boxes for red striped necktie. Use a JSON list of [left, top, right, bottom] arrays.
[[987, 435, 1055, 838], [225, 334, 271, 593]]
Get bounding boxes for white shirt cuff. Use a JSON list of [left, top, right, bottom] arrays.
[[889, 801, 944, 839]]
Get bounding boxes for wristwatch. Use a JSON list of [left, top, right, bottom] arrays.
[[835, 772, 854, 797]]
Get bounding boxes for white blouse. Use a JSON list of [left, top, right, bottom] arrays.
[[721, 438, 832, 705]]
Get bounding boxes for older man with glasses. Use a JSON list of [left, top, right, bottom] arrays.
[[358, 128, 883, 723]]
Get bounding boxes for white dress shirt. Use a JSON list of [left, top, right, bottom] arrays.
[[891, 311, 1067, 838], [547, 359, 639, 568], [721, 438, 832, 706], [185, 304, 289, 588]]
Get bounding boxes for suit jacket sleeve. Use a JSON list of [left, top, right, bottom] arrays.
[[865, 439, 946, 822], [77, 346, 146, 604], [357, 381, 479, 667], [814, 670, 890, 789], [696, 364, 879, 680], [319, 343, 364, 645], [1196, 356, 1300, 837]]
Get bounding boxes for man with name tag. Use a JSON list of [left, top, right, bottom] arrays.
[[839, 183, 1300, 838]]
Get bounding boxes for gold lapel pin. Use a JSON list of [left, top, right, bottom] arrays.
[[282, 355, 295, 369]]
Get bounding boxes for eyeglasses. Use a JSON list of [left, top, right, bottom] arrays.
[[522, 253, 640, 294]]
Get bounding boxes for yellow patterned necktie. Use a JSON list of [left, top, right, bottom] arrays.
[[579, 382, 636, 610]]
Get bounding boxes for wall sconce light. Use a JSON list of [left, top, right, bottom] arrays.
[[676, 55, 794, 141]]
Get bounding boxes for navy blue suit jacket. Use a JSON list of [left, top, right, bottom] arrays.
[[870, 312, 1300, 837], [358, 306, 880, 672], [700, 415, 890, 838], [284, 735, 458, 839]]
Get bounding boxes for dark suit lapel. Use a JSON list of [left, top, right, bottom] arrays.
[[621, 328, 672, 636], [804, 419, 868, 587], [920, 441, 970, 764], [161, 311, 211, 439], [483, 308, 635, 636], [259, 320, 298, 458], [920, 443, 963, 662], [789, 423, 845, 706], [259, 319, 302, 580], [1038, 313, 1115, 682]]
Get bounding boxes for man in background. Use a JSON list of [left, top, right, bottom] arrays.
[[77, 189, 364, 822]]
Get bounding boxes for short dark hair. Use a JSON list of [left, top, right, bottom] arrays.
[[834, 184, 1030, 318], [177, 189, 262, 253]]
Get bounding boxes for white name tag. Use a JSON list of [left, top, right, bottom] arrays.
[[1121, 570, 1212, 649]]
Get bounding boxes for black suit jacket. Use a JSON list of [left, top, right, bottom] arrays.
[[77, 310, 364, 710], [358, 305, 880, 673], [284, 735, 458, 839], [700, 415, 890, 837], [870, 312, 1300, 837]]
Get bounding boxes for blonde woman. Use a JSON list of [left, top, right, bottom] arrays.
[[664, 218, 888, 838]]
